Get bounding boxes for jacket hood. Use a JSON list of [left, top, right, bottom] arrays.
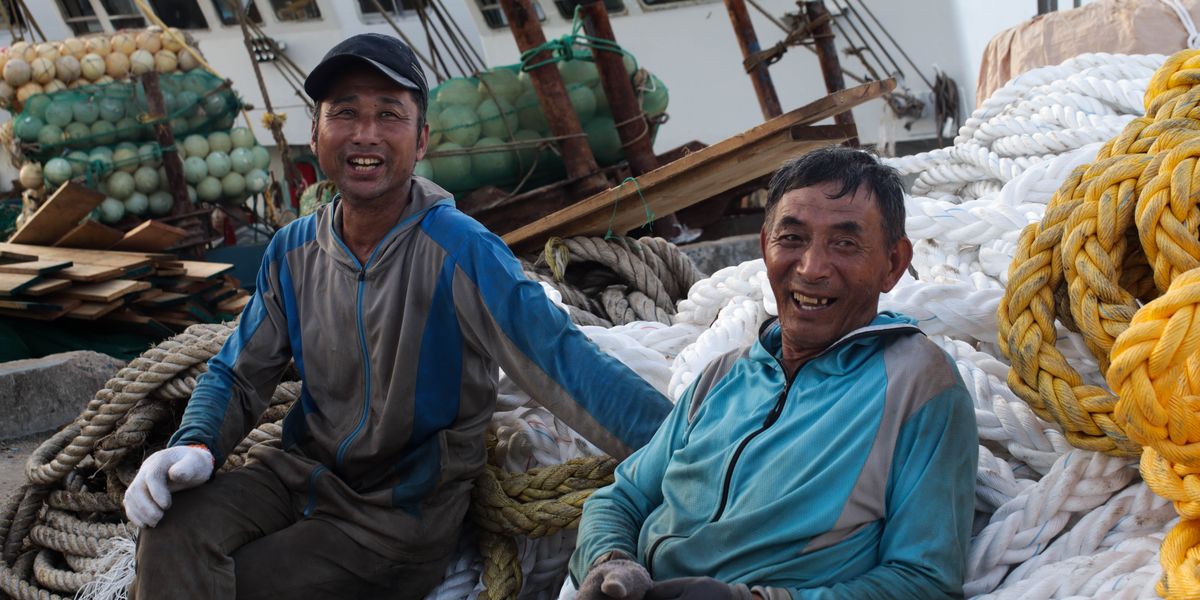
[[751, 311, 920, 376], [315, 176, 454, 273]]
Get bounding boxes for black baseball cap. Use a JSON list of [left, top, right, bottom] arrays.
[[304, 33, 428, 103]]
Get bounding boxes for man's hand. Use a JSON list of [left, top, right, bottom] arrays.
[[123, 445, 213, 528], [577, 559, 654, 600], [645, 577, 751, 600]]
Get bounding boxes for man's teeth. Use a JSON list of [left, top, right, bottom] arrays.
[[792, 292, 832, 308]]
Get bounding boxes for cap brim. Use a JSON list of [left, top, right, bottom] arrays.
[[304, 55, 423, 102]]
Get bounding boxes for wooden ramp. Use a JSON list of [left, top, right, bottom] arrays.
[[503, 79, 894, 252]]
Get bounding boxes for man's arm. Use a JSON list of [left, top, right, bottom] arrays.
[[786, 384, 977, 600], [168, 235, 297, 466], [449, 230, 673, 457], [569, 384, 695, 584]]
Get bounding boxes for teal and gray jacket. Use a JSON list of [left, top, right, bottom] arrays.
[[570, 312, 977, 599], [169, 177, 672, 561]]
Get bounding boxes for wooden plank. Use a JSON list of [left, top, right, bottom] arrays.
[[65, 300, 123, 320], [53, 264, 126, 282], [8, 182, 105, 245], [0, 243, 159, 270], [0, 260, 72, 275], [501, 80, 894, 252], [179, 260, 234, 281], [0, 273, 40, 297], [111, 220, 189, 252], [22, 278, 72, 296], [58, 279, 151, 303], [54, 220, 125, 249]]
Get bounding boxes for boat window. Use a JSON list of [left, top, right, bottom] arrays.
[[55, 0, 105, 35], [553, 0, 624, 18], [209, 0, 264, 25], [146, 0, 209, 29], [357, 0, 419, 19], [475, 0, 546, 29], [267, 0, 321, 21], [99, 0, 147, 29]]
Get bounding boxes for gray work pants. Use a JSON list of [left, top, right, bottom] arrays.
[[131, 461, 451, 599]]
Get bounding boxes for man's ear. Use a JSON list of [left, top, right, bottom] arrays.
[[881, 236, 913, 293]]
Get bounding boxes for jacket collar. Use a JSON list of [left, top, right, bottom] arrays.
[[749, 311, 921, 376], [315, 176, 454, 273]]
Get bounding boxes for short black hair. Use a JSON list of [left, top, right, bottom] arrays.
[[764, 147, 906, 246]]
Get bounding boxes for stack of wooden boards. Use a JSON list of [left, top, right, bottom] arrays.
[[0, 242, 248, 334], [9, 181, 191, 251]]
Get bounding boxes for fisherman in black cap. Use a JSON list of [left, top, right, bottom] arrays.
[[124, 34, 671, 599]]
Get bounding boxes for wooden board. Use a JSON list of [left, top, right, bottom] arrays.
[[22, 278, 72, 296], [7, 182, 105, 245], [0, 273, 40, 297], [66, 300, 123, 320], [54, 220, 125, 249], [179, 260, 234, 281], [111, 220, 189, 252], [502, 79, 894, 252], [59, 279, 151, 303], [0, 260, 72, 275], [53, 264, 126, 282]]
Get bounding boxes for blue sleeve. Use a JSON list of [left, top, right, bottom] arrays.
[[569, 381, 695, 583], [168, 232, 298, 465], [789, 385, 977, 600], [450, 229, 673, 458]]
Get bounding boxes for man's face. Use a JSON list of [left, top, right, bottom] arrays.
[[310, 65, 429, 206], [760, 180, 911, 365]]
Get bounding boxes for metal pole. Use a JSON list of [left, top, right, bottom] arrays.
[[723, 0, 783, 119], [803, 0, 858, 145], [579, 0, 683, 238], [498, 0, 608, 198]]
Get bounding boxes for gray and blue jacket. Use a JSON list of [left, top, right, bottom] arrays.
[[571, 312, 977, 599], [169, 177, 673, 561]]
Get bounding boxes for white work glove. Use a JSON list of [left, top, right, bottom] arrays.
[[123, 444, 214, 528], [577, 558, 654, 600]]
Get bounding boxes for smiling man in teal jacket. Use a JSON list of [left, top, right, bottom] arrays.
[[570, 147, 978, 600]]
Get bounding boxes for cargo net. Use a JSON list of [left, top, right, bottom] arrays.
[[11, 70, 241, 162], [422, 21, 668, 195]]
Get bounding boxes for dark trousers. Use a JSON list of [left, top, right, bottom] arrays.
[[131, 461, 451, 600]]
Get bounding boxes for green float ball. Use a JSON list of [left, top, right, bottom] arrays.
[[229, 147, 253, 174], [90, 120, 116, 145], [245, 168, 269, 193], [14, 115, 43, 141], [106, 171, 135, 200], [477, 98, 518, 139], [182, 134, 209, 158], [436, 78, 481, 108], [44, 101, 73, 127], [470, 137, 516, 184], [43, 157, 72, 186], [124, 192, 149, 216], [414, 159, 433, 179], [148, 191, 174, 215], [98, 197, 124, 224], [429, 142, 472, 190], [568, 86, 596, 122], [133, 166, 159, 194], [197, 176, 222, 202], [584, 117, 623, 165], [251, 146, 270, 170], [230, 127, 255, 149], [183, 156, 207, 184], [206, 151, 231, 178], [208, 131, 232, 154], [72, 99, 100, 125], [440, 105, 481, 147], [221, 171, 246, 199]]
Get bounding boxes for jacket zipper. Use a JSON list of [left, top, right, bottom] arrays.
[[335, 267, 372, 468], [709, 373, 796, 523]]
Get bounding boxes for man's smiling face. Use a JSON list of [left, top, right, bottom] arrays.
[[760, 180, 911, 367]]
